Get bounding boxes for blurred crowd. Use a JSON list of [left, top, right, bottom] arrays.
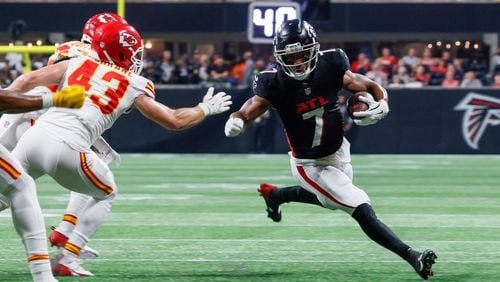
[[139, 49, 274, 88], [1, 46, 500, 89], [352, 47, 500, 88]]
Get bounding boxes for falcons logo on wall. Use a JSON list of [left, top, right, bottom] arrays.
[[454, 92, 500, 149]]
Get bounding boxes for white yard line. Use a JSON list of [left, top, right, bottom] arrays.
[[0, 258, 496, 264], [0, 238, 498, 244]]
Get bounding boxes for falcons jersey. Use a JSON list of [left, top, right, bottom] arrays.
[[254, 48, 349, 159], [35, 50, 155, 151]]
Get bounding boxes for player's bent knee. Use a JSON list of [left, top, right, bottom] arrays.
[[351, 203, 377, 222]]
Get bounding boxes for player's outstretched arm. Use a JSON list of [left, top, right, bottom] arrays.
[[134, 87, 232, 131], [224, 95, 271, 137], [0, 85, 85, 113]]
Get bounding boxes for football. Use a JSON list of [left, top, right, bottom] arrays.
[[347, 92, 370, 119]]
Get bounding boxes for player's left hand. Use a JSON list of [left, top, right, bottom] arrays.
[[224, 117, 245, 137], [198, 87, 232, 116], [101, 147, 121, 166], [52, 85, 86, 109], [352, 95, 389, 126]]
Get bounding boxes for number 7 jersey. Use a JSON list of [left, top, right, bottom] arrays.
[[254, 49, 349, 159], [36, 51, 155, 151]]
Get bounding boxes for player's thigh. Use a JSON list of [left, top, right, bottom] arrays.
[[330, 137, 353, 180], [51, 150, 117, 199], [13, 128, 116, 199], [291, 163, 369, 213]]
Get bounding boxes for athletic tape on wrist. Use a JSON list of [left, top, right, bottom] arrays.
[[41, 93, 54, 108], [198, 103, 210, 116]]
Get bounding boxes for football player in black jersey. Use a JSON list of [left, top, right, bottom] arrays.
[[224, 19, 436, 280]]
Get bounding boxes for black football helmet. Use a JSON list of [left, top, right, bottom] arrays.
[[273, 19, 320, 81]]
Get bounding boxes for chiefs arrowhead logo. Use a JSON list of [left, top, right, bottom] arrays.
[[454, 92, 500, 149], [97, 13, 119, 24], [119, 31, 137, 48]]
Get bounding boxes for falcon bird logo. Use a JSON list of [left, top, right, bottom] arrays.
[[454, 92, 500, 149]]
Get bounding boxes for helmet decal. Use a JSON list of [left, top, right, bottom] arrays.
[[119, 31, 138, 48], [82, 12, 126, 44]]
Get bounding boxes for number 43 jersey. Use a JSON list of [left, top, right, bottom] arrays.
[[254, 49, 350, 159], [36, 51, 155, 151]]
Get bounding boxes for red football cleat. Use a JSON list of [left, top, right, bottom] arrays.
[[49, 228, 99, 259], [258, 183, 282, 222], [52, 255, 94, 277], [49, 228, 68, 248]]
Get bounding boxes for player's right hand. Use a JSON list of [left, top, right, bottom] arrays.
[[352, 95, 389, 126], [52, 85, 85, 109], [198, 87, 232, 116], [224, 117, 244, 137]]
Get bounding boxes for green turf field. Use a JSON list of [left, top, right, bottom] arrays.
[[1, 154, 499, 281]]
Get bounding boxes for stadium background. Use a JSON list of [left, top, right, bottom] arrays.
[[0, 0, 499, 154]]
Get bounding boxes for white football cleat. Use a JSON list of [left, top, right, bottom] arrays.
[[80, 245, 99, 260], [53, 259, 94, 277]]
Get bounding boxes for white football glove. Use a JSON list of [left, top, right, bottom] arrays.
[[352, 95, 389, 126], [198, 87, 232, 116], [224, 117, 245, 137], [91, 137, 121, 166], [0, 193, 9, 212]]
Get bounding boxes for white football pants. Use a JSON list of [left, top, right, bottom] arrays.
[[12, 125, 117, 254], [290, 138, 370, 214]]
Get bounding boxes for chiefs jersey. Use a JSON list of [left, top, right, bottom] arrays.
[[254, 48, 349, 159], [48, 41, 91, 65], [35, 50, 155, 151]]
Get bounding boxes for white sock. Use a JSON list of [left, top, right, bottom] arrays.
[[5, 170, 51, 281], [56, 192, 91, 236], [29, 259, 56, 282], [72, 194, 114, 240]]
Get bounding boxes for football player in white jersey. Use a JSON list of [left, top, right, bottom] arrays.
[[6, 21, 231, 277], [0, 12, 126, 260], [45, 12, 126, 260], [0, 85, 85, 282]]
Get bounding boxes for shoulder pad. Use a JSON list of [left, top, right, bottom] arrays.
[[253, 68, 276, 88], [131, 75, 155, 98], [319, 48, 350, 72], [49, 41, 90, 65]]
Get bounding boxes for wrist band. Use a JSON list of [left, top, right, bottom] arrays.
[[41, 93, 54, 108], [198, 103, 210, 116]]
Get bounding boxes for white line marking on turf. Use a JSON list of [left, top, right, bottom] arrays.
[[234, 175, 293, 181], [0, 238, 498, 244], [0, 258, 494, 264], [143, 183, 260, 190], [117, 194, 195, 200]]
